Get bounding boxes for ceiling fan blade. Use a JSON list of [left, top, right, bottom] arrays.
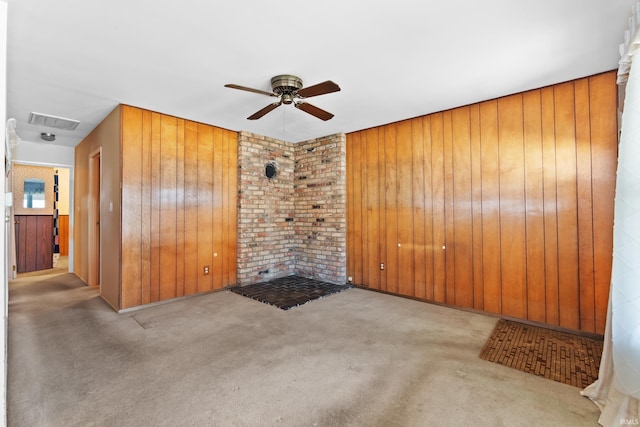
[[225, 84, 277, 97], [296, 80, 341, 98], [247, 102, 282, 120], [295, 102, 334, 121]]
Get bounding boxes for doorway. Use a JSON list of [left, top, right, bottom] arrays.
[[11, 164, 73, 276], [88, 149, 101, 288]]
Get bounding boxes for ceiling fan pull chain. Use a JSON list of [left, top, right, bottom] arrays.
[[283, 106, 286, 133]]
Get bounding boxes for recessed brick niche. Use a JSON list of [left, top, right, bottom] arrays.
[[237, 131, 346, 285]]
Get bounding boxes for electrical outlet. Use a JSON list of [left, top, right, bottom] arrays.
[[380, 263, 385, 270], [203, 266, 210, 275], [347, 276, 353, 283]]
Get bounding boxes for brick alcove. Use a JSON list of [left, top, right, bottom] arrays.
[[237, 131, 346, 285]]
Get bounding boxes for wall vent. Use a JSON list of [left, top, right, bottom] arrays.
[[28, 112, 80, 130]]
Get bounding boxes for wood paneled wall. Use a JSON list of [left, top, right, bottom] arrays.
[[120, 105, 238, 309], [75, 106, 122, 309], [15, 215, 53, 273], [59, 215, 69, 256], [346, 71, 617, 334]]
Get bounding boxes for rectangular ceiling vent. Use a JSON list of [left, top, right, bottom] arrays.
[[28, 112, 80, 130]]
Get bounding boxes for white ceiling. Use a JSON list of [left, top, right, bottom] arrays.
[[6, 0, 636, 147]]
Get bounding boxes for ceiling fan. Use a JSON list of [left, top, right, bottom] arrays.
[[225, 75, 340, 121]]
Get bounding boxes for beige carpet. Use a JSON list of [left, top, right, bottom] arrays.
[[15, 256, 68, 278], [8, 272, 601, 426]]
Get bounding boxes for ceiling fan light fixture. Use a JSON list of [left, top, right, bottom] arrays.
[[281, 93, 294, 105], [40, 132, 56, 142]]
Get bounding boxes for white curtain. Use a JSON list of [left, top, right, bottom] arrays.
[[581, 3, 640, 425]]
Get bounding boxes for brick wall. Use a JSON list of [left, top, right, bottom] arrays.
[[237, 131, 347, 285], [294, 134, 347, 284], [237, 131, 296, 284]]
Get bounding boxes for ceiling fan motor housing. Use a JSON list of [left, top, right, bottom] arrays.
[[271, 75, 303, 104]]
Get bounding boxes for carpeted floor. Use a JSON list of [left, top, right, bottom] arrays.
[[15, 256, 68, 278], [8, 272, 603, 426], [479, 319, 604, 388], [230, 275, 351, 310]]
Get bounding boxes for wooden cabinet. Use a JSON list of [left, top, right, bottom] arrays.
[[15, 215, 53, 273]]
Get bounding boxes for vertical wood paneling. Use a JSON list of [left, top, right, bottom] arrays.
[[212, 128, 224, 290], [451, 107, 473, 308], [176, 119, 186, 297], [58, 215, 70, 256], [184, 121, 199, 296], [150, 112, 162, 302], [224, 130, 234, 287], [523, 90, 546, 323], [469, 105, 484, 311], [443, 111, 455, 306], [397, 120, 414, 297], [384, 125, 399, 294], [197, 123, 214, 292], [378, 128, 388, 292], [498, 94, 527, 319], [121, 105, 143, 308], [227, 130, 238, 285], [26, 216, 38, 271], [431, 113, 446, 303], [541, 86, 560, 326], [480, 100, 502, 315], [554, 82, 580, 330], [15, 215, 53, 273], [360, 130, 370, 287], [412, 119, 427, 299], [366, 128, 381, 290], [36, 216, 53, 271], [575, 79, 596, 332], [159, 115, 178, 301], [345, 71, 617, 333], [351, 133, 363, 285], [75, 106, 121, 307], [120, 106, 238, 309], [221, 130, 230, 288], [422, 116, 435, 301], [28, 216, 38, 271], [346, 133, 355, 282], [589, 72, 617, 335], [141, 110, 152, 305]]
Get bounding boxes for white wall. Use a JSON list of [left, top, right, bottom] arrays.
[[1, 2, 8, 425], [12, 139, 74, 167]]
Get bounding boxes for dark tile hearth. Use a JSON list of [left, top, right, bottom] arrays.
[[230, 276, 351, 310]]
